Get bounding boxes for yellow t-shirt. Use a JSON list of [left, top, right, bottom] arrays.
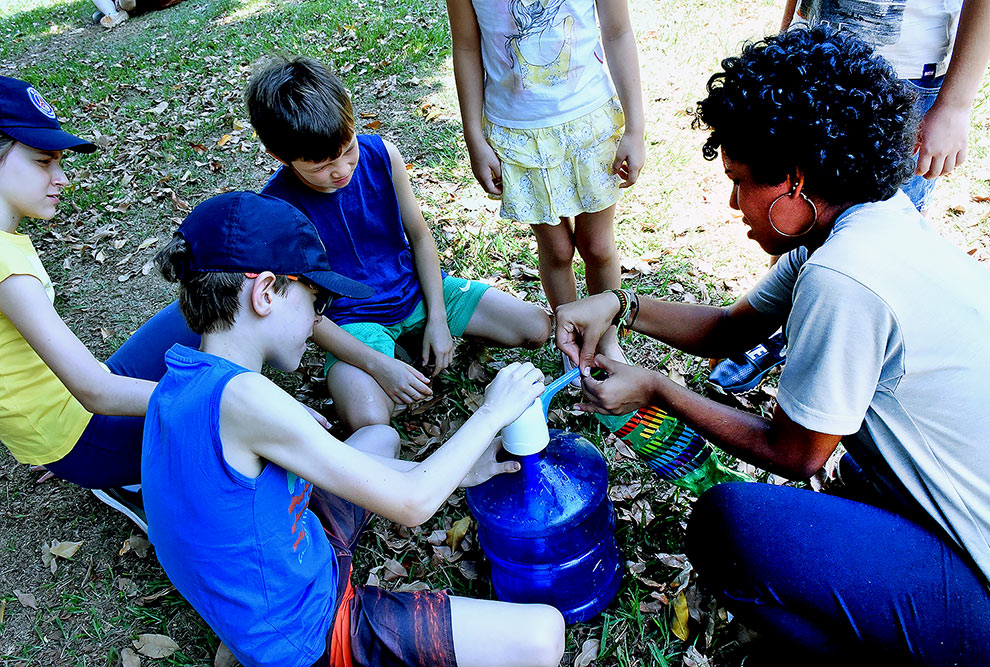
[[0, 230, 92, 465]]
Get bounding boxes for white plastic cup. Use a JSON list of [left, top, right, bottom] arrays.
[[500, 398, 550, 456]]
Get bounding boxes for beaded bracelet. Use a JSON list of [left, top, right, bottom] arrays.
[[620, 291, 640, 337], [608, 289, 630, 330]]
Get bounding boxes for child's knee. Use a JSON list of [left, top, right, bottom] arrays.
[[525, 605, 565, 666], [575, 234, 618, 267]]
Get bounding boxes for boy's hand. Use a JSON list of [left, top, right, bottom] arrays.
[[612, 131, 645, 188], [481, 362, 545, 426], [467, 139, 503, 195], [372, 357, 433, 405], [423, 318, 455, 377], [459, 437, 520, 487]]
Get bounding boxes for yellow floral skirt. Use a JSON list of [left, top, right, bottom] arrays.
[[484, 97, 625, 225]]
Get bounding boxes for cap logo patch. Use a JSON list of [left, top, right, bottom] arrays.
[[27, 87, 56, 119]]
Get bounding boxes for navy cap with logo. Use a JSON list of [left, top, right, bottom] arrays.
[[177, 191, 373, 300], [0, 77, 96, 153]]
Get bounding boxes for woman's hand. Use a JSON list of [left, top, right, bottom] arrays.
[[481, 362, 545, 427], [459, 437, 520, 487], [370, 356, 433, 405], [422, 317, 455, 377], [612, 131, 645, 188], [575, 354, 659, 415], [555, 293, 622, 374], [466, 138, 503, 195]]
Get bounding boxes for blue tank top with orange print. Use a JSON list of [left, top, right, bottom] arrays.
[[142, 345, 337, 667]]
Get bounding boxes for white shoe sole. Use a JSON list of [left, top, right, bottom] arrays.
[[91, 489, 148, 533]]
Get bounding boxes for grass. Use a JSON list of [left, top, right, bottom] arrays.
[[1, 0, 988, 665]]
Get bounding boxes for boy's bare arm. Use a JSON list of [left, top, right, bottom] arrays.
[[219, 364, 543, 526], [310, 317, 432, 403], [384, 140, 454, 375]]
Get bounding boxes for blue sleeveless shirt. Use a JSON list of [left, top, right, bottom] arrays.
[[142, 345, 337, 667], [262, 135, 423, 326]]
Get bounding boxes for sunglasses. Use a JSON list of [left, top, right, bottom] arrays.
[[244, 273, 333, 317]]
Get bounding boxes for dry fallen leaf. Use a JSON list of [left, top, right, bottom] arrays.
[[216, 134, 232, 147], [133, 633, 179, 659], [671, 592, 690, 641], [573, 638, 599, 667], [49, 540, 82, 559], [681, 645, 711, 667], [363, 119, 382, 130], [137, 237, 159, 250], [13, 589, 37, 610], [121, 647, 141, 667], [381, 558, 408, 581], [445, 516, 472, 552]]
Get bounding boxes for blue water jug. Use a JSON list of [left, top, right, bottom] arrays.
[[466, 428, 623, 624]]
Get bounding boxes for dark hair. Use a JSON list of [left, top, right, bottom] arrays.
[[693, 25, 916, 203], [245, 56, 354, 164], [156, 235, 291, 335], [0, 131, 15, 164]]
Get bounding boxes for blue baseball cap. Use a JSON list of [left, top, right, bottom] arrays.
[[0, 77, 96, 153], [177, 191, 373, 299]]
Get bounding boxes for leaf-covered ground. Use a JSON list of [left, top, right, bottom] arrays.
[[1, 0, 987, 665]]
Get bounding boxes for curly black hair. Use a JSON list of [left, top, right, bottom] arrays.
[[694, 25, 917, 203]]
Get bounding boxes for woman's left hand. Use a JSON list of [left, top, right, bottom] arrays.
[[576, 354, 660, 414], [612, 131, 645, 188]]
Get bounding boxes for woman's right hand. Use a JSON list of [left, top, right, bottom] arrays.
[[481, 362, 544, 426], [467, 138, 503, 196], [371, 356, 433, 405], [555, 293, 622, 375]]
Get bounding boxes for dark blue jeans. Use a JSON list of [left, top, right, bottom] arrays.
[[44, 302, 199, 488], [687, 481, 990, 665]]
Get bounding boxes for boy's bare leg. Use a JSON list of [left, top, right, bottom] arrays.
[[345, 424, 400, 458], [449, 596, 565, 667], [462, 289, 551, 349], [530, 219, 578, 311], [326, 362, 394, 432]]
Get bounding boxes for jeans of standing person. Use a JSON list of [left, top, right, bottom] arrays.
[[686, 478, 990, 665], [901, 75, 945, 213], [44, 301, 200, 488]]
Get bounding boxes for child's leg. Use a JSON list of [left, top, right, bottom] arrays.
[[461, 288, 551, 349], [530, 220, 578, 311], [573, 204, 620, 295], [326, 362, 395, 432], [449, 596, 565, 667]]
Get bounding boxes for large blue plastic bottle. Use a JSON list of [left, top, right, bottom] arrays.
[[465, 428, 623, 624]]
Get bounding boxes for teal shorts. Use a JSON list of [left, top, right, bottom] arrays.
[[325, 276, 490, 372]]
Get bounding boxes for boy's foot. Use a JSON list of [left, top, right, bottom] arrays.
[[92, 487, 148, 533], [709, 331, 786, 394], [99, 10, 128, 28]]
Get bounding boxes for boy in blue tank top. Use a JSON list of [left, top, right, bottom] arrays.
[[144, 191, 564, 667], [248, 56, 553, 438]]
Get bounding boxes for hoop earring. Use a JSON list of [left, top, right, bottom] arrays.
[[768, 189, 818, 238]]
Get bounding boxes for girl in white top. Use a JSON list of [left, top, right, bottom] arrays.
[[447, 0, 645, 358]]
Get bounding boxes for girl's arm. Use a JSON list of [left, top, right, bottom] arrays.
[[221, 363, 544, 527], [446, 0, 503, 195], [0, 275, 155, 416], [780, 0, 798, 31], [597, 0, 646, 187], [384, 140, 454, 375]]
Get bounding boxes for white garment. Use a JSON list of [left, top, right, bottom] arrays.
[[470, 0, 614, 128], [796, 0, 962, 79], [748, 191, 990, 582]]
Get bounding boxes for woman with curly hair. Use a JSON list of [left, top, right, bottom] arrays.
[[555, 25, 990, 663]]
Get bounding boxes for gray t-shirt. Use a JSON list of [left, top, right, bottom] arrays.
[[748, 190, 990, 582]]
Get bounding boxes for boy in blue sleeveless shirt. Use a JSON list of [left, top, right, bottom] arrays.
[[143, 192, 564, 667], [248, 56, 552, 437]]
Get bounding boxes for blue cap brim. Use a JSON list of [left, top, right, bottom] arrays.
[[3, 126, 96, 153], [302, 269, 374, 299]]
